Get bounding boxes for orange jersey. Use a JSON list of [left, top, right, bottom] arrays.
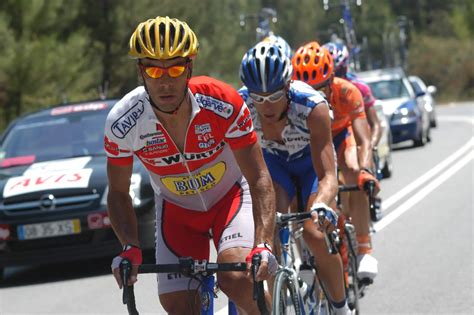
[[329, 77, 366, 135]]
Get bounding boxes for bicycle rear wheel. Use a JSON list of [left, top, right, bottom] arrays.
[[273, 270, 303, 315]]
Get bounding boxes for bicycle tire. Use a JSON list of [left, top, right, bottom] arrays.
[[273, 270, 303, 315], [344, 225, 360, 314]]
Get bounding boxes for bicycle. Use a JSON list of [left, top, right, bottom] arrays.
[[119, 256, 268, 315], [272, 207, 340, 315], [337, 181, 377, 311]]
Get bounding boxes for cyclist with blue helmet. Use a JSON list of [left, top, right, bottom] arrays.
[[239, 41, 354, 315]]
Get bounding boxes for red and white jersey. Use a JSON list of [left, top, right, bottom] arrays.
[[104, 76, 257, 211]]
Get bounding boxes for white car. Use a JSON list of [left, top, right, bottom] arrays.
[[409, 75, 438, 127]]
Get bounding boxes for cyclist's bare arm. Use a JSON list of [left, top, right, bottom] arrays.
[[365, 106, 383, 148], [352, 117, 373, 170], [106, 162, 140, 247], [307, 102, 338, 207], [232, 141, 275, 246]]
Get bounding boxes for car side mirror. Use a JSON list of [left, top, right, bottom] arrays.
[[427, 85, 437, 94]]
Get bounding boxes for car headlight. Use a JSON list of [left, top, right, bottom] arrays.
[[392, 107, 417, 121], [100, 173, 142, 207]]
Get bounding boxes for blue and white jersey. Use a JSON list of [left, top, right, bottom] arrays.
[[239, 80, 329, 161]]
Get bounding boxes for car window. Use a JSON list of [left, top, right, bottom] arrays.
[[367, 79, 410, 100], [409, 79, 424, 95], [0, 109, 109, 167]]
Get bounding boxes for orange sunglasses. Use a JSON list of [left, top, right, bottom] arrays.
[[139, 62, 188, 79]]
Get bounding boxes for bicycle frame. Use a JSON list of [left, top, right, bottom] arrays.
[[275, 211, 333, 315], [200, 274, 238, 315]]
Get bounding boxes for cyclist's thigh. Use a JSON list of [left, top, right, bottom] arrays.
[[212, 180, 254, 253], [293, 156, 318, 212], [339, 129, 359, 183], [155, 196, 212, 295], [263, 150, 295, 204]]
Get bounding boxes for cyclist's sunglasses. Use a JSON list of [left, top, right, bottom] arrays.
[[139, 62, 188, 79], [249, 89, 286, 104]]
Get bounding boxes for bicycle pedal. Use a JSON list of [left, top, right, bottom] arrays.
[[358, 277, 374, 286]]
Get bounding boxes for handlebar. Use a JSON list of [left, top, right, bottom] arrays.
[[338, 180, 382, 222], [276, 208, 340, 255], [120, 257, 264, 315], [120, 259, 138, 315], [251, 254, 269, 315]]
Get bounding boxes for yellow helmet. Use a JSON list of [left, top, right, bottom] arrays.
[[129, 16, 199, 59]]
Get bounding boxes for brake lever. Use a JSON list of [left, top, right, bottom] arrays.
[[120, 259, 132, 304]]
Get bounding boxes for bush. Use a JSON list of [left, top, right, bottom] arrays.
[[408, 34, 474, 102]]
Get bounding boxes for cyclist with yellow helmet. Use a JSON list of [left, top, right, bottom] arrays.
[[105, 16, 276, 314]]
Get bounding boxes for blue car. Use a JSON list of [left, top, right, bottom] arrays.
[[357, 68, 431, 147]]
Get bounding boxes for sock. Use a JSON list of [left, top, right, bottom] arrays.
[[357, 234, 372, 255], [332, 299, 350, 315]]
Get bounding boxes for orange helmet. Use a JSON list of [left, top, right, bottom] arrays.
[[292, 41, 334, 86]]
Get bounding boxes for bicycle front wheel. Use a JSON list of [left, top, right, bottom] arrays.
[[273, 270, 303, 315]]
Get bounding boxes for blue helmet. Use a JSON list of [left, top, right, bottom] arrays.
[[240, 42, 293, 93], [262, 34, 293, 58], [322, 42, 349, 75]]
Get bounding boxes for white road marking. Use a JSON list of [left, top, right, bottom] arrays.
[[374, 150, 473, 232], [382, 138, 474, 210]]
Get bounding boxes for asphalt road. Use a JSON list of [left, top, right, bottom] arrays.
[[0, 102, 472, 315]]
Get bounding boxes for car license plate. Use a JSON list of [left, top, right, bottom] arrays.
[[17, 219, 81, 240]]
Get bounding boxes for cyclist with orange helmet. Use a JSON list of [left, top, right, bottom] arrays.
[[292, 42, 380, 281], [105, 16, 276, 314]]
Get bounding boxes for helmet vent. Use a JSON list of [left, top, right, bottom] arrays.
[[304, 55, 310, 65], [303, 71, 309, 82], [159, 22, 166, 53]]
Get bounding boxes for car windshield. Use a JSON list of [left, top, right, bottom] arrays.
[[0, 108, 109, 168], [368, 79, 410, 100]]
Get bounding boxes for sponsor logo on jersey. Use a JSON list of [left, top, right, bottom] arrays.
[[111, 101, 145, 139], [142, 144, 169, 156], [140, 130, 163, 139], [226, 105, 254, 138], [104, 136, 131, 156], [163, 141, 226, 166], [198, 139, 216, 149], [146, 137, 166, 146], [195, 123, 211, 135], [195, 93, 234, 119], [139, 140, 226, 167], [160, 162, 226, 195]]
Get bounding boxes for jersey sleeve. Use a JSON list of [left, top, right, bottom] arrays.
[[224, 101, 258, 149], [354, 80, 376, 109], [345, 83, 367, 121], [104, 107, 134, 166]]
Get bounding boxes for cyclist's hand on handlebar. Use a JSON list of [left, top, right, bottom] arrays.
[[358, 169, 380, 195], [246, 243, 277, 281], [111, 244, 142, 289], [311, 202, 338, 232]]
